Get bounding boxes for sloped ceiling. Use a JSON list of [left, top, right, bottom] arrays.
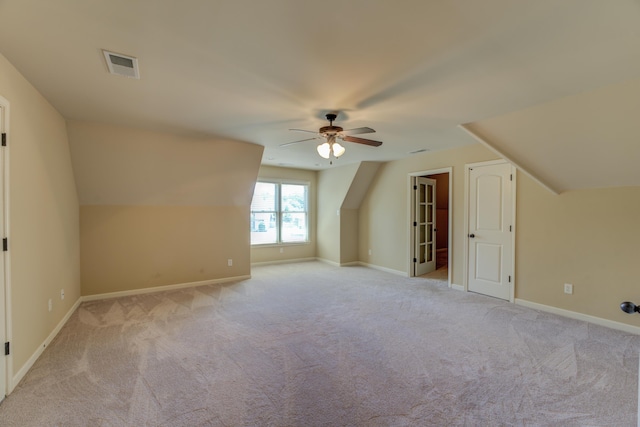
[[1, 1, 640, 191], [67, 121, 263, 205], [464, 77, 640, 193]]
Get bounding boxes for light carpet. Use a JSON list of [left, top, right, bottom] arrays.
[[0, 261, 638, 426]]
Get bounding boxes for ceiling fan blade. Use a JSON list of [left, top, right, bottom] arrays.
[[342, 135, 383, 147], [289, 128, 319, 134], [279, 137, 321, 148], [342, 127, 375, 135]]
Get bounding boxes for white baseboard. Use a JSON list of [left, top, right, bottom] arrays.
[[82, 275, 251, 302], [451, 283, 464, 292], [316, 257, 340, 267], [339, 261, 360, 267], [11, 296, 83, 393], [515, 298, 640, 335], [251, 257, 316, 267], [357, 262, 407, 277]]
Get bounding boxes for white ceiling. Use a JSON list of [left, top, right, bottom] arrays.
[[1, 0, 640, 189]]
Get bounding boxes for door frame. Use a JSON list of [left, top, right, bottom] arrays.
[[407, 167, 452, 286], [0, 96, 10, 397], [463, 159, 516, 302]]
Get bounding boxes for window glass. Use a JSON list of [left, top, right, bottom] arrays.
[[251, 181, 309, 245], [251, 182, 277, 244]]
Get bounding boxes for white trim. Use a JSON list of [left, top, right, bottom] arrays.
[[316, 257, 341, 267], [251, 257, 317, 267], [357, 261, 407, 277], [339, 261, 360, 267], [0, 96, 10, 398], [510, 169, 517, 303], [82, 275, 251, 302], [11, 296, 82, 392], [451, 283, 465, 292], [407, 167, 453, 287], [515, 298, 640, 335], [457, 124, 560, 195]]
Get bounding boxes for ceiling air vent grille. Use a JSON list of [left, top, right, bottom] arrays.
[[102, 50, 140, 79]]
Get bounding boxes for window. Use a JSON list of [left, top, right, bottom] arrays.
[[251, 181, 309, 245]]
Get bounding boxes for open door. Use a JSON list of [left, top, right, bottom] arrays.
[[413, 177, 436, 276]]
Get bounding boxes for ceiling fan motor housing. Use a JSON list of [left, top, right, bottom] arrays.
[[319, 125, 343, 136]]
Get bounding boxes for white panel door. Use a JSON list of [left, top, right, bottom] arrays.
[[467, 162, 513, 300], [414, 177, 436, 276]]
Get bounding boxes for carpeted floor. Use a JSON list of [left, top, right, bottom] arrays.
[[0, 261, 638, 426]]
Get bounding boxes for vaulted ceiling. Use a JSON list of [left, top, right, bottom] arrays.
[[0, 0, 639, 192]]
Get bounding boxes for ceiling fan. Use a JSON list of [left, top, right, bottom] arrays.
[[280, 113, 383, 161]]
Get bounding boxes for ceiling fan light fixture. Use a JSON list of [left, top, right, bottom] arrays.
[[317, 142, 331, 159], [333, 142, 345, 158]]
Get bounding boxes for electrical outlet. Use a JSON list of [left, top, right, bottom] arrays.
[[368, 249, 372, 256], [227, 259, 233, 267], [564, 283, 573, 294], [279, 248, 284, 253], [48, 299, 52, 312], [60, 289, 65, 300]]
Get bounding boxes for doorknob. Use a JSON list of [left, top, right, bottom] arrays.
[[469, 234, 475, 238], [621, 301, 640, 314]]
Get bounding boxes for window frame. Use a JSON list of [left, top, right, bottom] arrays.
[[250, 179, 310, 246]]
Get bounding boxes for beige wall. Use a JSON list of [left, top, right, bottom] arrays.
[[359, 142, 640, 327], [359, 144, 497, 278], [516, 175, 640, 326], [340, 209, 359, 264], [317, 163, 360, 264], [0, 53, 81, 377], [250, 166, 317, 264], [71, 123, 264, 296], [81, 205, 249, 295]]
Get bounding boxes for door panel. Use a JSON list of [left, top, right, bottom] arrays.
[[468, 162, 513, 300], [414, 177, 436, 276]]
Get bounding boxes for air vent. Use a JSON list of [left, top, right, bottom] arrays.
[[102, 50, 140, 79], [409, 148, 429, 154]]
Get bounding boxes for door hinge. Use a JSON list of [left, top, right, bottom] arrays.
[[1, 133, 6, 147], [4, 342, 9, 356], [510, 225, 512, 232], [413, 221, 417, 227], [510, 174, 513, 181], [413, 185, 417, 190], [413, 258, 417, 263], [2, 238, 7, 252], [508, 275, 511, 283]]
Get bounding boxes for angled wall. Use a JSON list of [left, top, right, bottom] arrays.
[[340, 162, 381, 264], [317, 162, 381, 265], [69, 121, 263, 296]]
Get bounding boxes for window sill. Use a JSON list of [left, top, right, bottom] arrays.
[[251, 242, 311, 248]]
